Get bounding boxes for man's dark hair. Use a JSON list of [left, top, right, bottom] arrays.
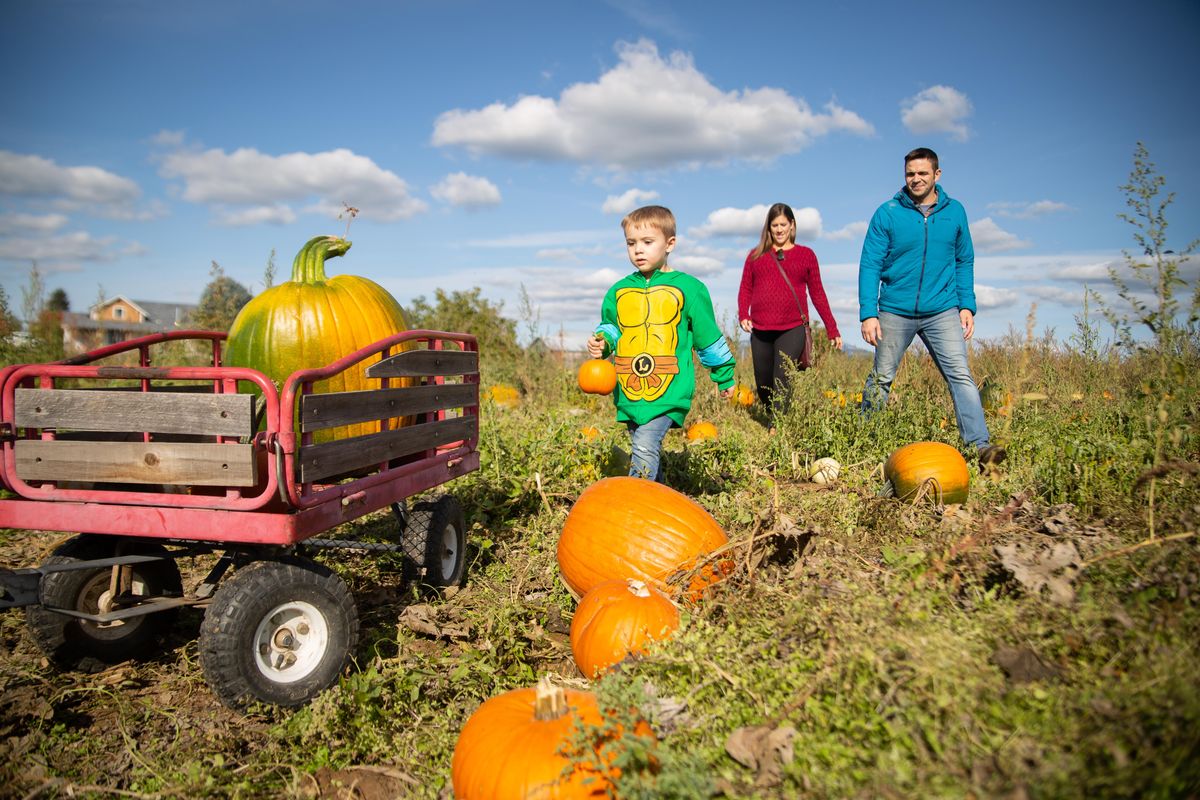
[[904, 147, 939, 170]]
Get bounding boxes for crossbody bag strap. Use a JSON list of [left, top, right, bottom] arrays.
[[772, 250, 808, 324]]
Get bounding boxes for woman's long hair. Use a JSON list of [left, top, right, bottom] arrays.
[[751, 203, 796, 260]]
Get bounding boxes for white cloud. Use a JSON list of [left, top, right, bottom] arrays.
[[792, 208, 823, 241], [691, 204, 822, 240], [158, 143, 428, 224], [605, 0, 683, 36], [828, 294, 859, 314], [0, 231, 120, 265], [975, 284, 1021, 309], [602, 187, 660, 214], [432, 39, 873, 170], [0, 212, 70, 234], [970, 217, 1031, 253], [430, 172, 502, 209], [467, 229, 611, 248], [1025, 285, 1087, 306], [215, 205, 297, 227], [149, 129, 186, 148], [972, 253, 1121, 285], [672, 254, 723, 276], [822, 221, 868, 242], [987, 199, 1072, 219], [1045, 253, 1199, 284], [900, 85, 973, 141], [691, 205, 767, 238], [0, 150, 147, 218], [1045, 260, 1115, 281], [535, 248, 581, 263]]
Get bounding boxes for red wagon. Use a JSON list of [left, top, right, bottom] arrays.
[[0, 329, 480, 709]]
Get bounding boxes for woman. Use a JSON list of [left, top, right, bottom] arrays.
[[737, 203, 842, 411]]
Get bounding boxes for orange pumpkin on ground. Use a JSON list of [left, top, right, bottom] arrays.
[[577, 359, 617, 395], [884, 441, 970, 505], [451, 678, 648, 799], [580, 425, 601, 441], [731, 385, 755, 406], [571, 579, 680, 679], [557, 477, 731, 600], [684, 421, 718, 442]]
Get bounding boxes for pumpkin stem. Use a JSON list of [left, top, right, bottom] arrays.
[[291, 235, 352, 284], [626, 579, 652, 598], [533, 677, 569, 721]]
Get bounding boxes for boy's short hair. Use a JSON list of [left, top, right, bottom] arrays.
[[621, 205, 676, 240], [904, 147, 939, 171]]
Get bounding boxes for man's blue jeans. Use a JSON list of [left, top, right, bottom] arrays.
[[861, 308, 991, 448], [628, 415, 674, 482]]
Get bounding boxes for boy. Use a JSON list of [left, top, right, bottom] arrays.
[[587, 205, 736, 482]]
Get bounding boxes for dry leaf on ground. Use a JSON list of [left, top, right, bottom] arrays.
[[726, 723, 796, 787], [995, 541, 1082, 604]]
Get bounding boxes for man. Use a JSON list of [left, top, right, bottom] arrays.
[[858, 147, 1005, 468]]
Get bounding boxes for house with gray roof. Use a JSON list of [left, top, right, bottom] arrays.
[[61, 296, 198, 354]]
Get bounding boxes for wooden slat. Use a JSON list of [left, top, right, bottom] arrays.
[[365, 349, 478, 378], [15, 388, 253, 437], [301, 383, 478, 431], [87, 384, 223, 394], [15, 440, 257, 486], [298, 416, 475, 483]]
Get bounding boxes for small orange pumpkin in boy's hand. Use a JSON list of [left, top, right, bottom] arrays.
[[731, 385, 755, 406], [578, 358, 617, 395]]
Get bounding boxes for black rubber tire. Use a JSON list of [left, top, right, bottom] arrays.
[[401, 495, 466, 588], [198, 556, 358, 710], [25, 535, 183, 673]]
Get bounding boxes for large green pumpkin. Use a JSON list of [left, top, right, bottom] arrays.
[[224, 235, 411, 441]]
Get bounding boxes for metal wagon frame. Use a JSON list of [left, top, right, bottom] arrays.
[[0, 328, 480, 708]]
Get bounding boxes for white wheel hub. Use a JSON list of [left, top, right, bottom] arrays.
[[253, 601, 329, 683], [438, 523, 459, 577]]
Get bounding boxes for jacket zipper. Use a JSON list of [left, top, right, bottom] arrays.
[[914, 212, 928, 315]]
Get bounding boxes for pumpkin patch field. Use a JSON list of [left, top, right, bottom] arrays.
[[1, 313, 1198, 799]]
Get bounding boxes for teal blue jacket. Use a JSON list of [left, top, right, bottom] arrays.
[[858, 185, 976, 320]]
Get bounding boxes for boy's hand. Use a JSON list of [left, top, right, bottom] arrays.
[[586, 335, 605, 358], [720, 386, 736, 400]]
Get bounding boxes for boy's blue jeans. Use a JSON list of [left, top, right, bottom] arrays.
[[627, 415, 674, 482], [861, 309, 991, 449]]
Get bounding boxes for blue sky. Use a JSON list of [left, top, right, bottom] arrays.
[[2, 0, 1197, 349]]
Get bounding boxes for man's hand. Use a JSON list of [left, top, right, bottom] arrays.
[[861, 318, 881, 347], [586, 335, 605, 358], [739, 318, 753, 333], [959, 309, 975, 340]]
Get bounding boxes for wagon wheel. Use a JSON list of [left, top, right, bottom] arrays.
[[401, 495, 467, 589], [25, 534, 183, 673], [198, 555, 358, 710]]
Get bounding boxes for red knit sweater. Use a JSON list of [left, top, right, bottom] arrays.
[[737, 245, 841, 337]]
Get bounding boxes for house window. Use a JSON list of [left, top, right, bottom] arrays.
[[113, 307, 124, 320]]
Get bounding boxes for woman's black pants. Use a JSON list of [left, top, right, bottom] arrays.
[[750, 325, 807, 410]]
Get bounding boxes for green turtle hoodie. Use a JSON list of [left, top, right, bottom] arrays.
[[593, 268, 735, 426]]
